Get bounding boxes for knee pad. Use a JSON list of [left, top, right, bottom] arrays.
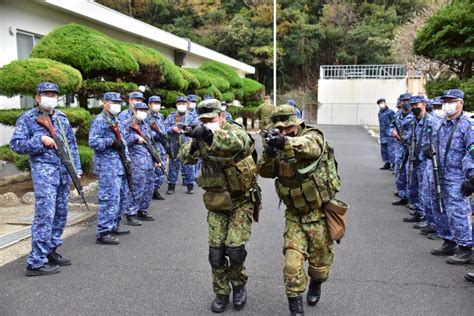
[[226, 245, 247, 266], [284, 249, 304, 277], [208, 246, 226, 268], [308, 264, 329, 282]]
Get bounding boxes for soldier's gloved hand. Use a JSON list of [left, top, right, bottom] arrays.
[[111, 139, 124, 151], [422, 143, 433, 158], [267, 134, 287, 150], [264, 146, 277, 158], [460, 177, 474, 196], [187, 125, 213, 145], [190, 139, 200, 154]]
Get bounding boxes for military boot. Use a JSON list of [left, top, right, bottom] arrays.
[[380, 163, 391, 170], [465, 272, 474, 283], [403, 214, 425, 223], [187, 184, 194, 194], [306, 279, 321, 306], [446, 246, 472, 265], [288, 296, 304, 316], [111, 228, 130, 236], [126, 215, 142, 226], [166, 184, 175, 195], [47, 249, 71, 266], [152, 189, 165, 200], [232, 286, 247, 310], [427, 232, 441, 240], [96, 234, 120, 245], [431, 240, 457, 256], [392, 198, 408, 206], [413, 222, 428, 229], [211, 294, 229, 313], [137, 211, 155, 221], [420, 225, 435, 235], [25, 263, 60, 277]]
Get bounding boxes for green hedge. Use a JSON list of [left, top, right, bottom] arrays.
[[180, 68, 201, 91], [242, 78, 264, 102], [207, 74, 231, 93], [199, 61, 243, 88], [196, 84, 223, 100], [79, 80, 138, 99], [0, 107, 92, 127], [0, 58, 82, 97], [78, 144, 93, 175], [221, 92, 235, 103], [425, 78, 473, 111], [31, 23, 138, 79], [0, 145, 30, 171], [185, 68, 212, 88], [152, 89, 185, 107], [227, 106, 258, 118]]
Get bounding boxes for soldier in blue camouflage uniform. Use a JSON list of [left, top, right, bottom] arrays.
[[118, 91, 145, 122], [220, 101, 233, 122], [165, 96, 198, 194], [288, 99, 302, 119], [124, 102, 156, 223], [147, 95, 167, 201], [89, 92, 133, 244], [391, 94, 414, 206], [432, 96, 445, 120], [430, 89, 473, 264], [377, 98, 395, 170], [188, 95, 202, 179], [11, 82, 82, 276]]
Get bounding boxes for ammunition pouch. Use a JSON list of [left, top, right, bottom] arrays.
[[323, 198, 348, 242], [202, 190, 234, 214]]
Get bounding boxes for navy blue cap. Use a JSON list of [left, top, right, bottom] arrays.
[[432, 96, 443, 105], [149, 96, 161, 103], [409, 96, 426, 104], [129, 92, 145, 100], [442, 89, 464, 100], [187, 95, 198, 102], [133, 102, 148, 110], [103, 92, 122, 102], [399, 93, 412, 101], [426, 99, 433, 110], [203, 95, 212, 100], [176, 96, 188, 103], [376, 98, 386, 104], [36, 82, 59, 95], [220, 100, 227, 106], [287, 99, 296, 106]]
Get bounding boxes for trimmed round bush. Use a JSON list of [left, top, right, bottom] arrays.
[[31, 23, 139, 78], [199, 61, 243, 88], [221, 92, 235, 103], [207, 73, 231, 93], [185, 68, 212, 88], [196, 84, 223, 100], [242, 78, 264, 101], [79, 80, 138, 99], [180, 68, 200, 91], [152, 89, 185, 107], [0, 58, 82, 97]]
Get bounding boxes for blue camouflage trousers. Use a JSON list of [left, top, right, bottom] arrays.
[[28, 169, 69, 268], [380, 142, 390, 164], [388, 138, 397, 165], [394, 148, 408, 199], [442, 180, 473, 247], [97, 173, 129, 238], [168, 158, 195, 185], [153, 153, 167, 190], [420, 161, 436, 228], [129, 165, 155, 215], [408, 161, 422, 213], [194, 159, 202, 178]]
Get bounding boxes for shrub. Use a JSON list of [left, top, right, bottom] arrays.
[[207, 73, 231, 93], [31, 23, 139, 79], [0, 145, 30, 171], [78, 144, 93, 175], [0, 107, 91, 127], [196, 84, 223, 100], [199, 61, 243, 88], [79, 80, 138, 99], [221, 92, 235, 103], [180, 68, 201, 91], [152, 89, 185, 107], [0, 58, 82, 97], [185, 68, 212, 88], [242, 78, 264, 101]]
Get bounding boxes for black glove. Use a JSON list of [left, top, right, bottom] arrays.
[[267, 134, 287, 150], [461, 177, 474, 196], [186, 125, 213, 145], [190, 139, 200, 154], [264, 145, 277, 158], [422, 143, 433, 158], [176, 123, 185, 130], [111, 139, 124, 151]]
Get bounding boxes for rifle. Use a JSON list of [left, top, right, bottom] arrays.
[[36, 115, 89, 211], [391, 117, 406, 146], [130, 122, 168, 179], [108, 122, 136, 200], [428, 126, 444, 213], [150, 122, 175, 161], [408, 123, 416, 186]]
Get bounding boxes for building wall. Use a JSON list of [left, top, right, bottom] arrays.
[[317, 79, 407, 126]]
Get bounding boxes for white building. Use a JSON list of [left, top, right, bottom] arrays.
[[0, 0, 255, 145], [317, 65, 425, 126]]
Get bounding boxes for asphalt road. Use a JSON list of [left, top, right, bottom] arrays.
[[0, 125, 473, 315]]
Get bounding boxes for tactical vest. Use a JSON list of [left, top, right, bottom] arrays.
[[274, 127, 340, 215]]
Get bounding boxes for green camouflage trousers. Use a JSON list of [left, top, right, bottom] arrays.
[[283, 216, 334, 297], [208, 200, 254, 295]]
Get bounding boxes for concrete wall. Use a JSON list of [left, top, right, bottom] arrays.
[[317, 79, 407, 126]]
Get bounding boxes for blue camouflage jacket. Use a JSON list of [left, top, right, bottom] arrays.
[[125, 118, 155, 170], [118, 108, 133, 122], [165, 111, 199, 147], [10, 107, 82, 180], [378, 107, 395, 143], [89, 111, 130, 176], [147, 112, 166, 155]]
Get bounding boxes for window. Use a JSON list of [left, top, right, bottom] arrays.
[[16, 30, 43, 108]]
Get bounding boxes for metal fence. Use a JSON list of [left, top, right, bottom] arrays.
[[320, 64, 415, 80]]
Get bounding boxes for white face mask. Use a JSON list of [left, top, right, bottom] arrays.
[[433, 109, 446, 119], [109, 103, 121, 115], [221, 106, 227, 111], [204, 121, 220, 131], [135, 110, 148, 121], [40, 96, 58, 110], [442, 101, 458, 116], [177, 105, 187, 113], [188, 102, 196, 110], [378, 102, 386, 109], [152, 104, 161, 112]]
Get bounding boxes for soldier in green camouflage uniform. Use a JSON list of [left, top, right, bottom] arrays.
[[255, 96, 274, 131], [258, 105, 337, 316], [178, 99, 260, 313]]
